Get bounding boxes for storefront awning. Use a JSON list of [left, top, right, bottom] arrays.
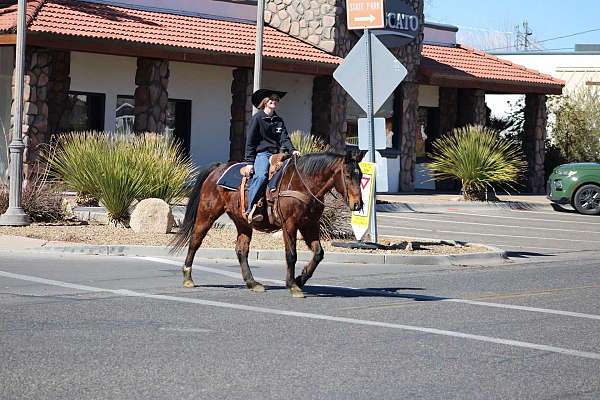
[[420, 44, 564, 95]]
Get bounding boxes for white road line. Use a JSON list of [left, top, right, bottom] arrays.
[[439, 211, 600, 225], [378, 235, 574, 251], [381, 214, 600, 234], [139, 257, 600, 321], [377, 227, 599, 243], [1, 268, 599, 361]]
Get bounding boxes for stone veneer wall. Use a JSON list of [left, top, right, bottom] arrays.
[[457, 89, 486, 127], [47, 50, 71, 135], [14, 48, 50, 178], [438, 87, 458, 136], [134, 58, 169, 134], [390, 0, 425, 191], [524, 93, 547, 194], [230, 68, 253, 161]]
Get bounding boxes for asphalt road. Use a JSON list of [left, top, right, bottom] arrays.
[[376, 205, 600, 257], [1, 249, 599, 400]]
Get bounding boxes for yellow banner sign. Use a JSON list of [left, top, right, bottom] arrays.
[[351, 161, 376, 241]]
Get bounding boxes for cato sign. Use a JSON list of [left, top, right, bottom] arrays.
[[346, 0, 385, 30]]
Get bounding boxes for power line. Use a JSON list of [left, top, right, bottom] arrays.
[[484, 27, 600, 52]]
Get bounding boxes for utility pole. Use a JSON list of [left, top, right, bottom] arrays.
[[252, 0, 265, 116], [514, 20, 533, 51], [0, 0, 30, 226]]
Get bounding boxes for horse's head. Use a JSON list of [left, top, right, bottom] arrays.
[[335, 149, 364, 212]]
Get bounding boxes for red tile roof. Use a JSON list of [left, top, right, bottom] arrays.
[[421, 44, 564, 91], [0, 1, 564, 93], [0, 0, 342, 65]]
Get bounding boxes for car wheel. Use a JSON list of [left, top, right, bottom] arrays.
[[573, 184, 600, 215]]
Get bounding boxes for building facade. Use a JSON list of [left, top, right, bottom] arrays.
[[0, 0, 563, 193]]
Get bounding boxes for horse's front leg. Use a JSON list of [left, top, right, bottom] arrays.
[[295, 224, 324, 289], [232, 218, 265, 293], [283, 224, 303, 298]]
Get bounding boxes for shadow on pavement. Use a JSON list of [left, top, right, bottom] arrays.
[[505, 251, 556, 259]]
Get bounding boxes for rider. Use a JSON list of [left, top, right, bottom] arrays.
[[244, 88, 300, 223]]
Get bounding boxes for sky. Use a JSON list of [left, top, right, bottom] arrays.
[[424, 0, 600, 52]]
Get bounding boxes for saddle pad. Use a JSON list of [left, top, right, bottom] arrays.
[[216, 162, 251, 191]]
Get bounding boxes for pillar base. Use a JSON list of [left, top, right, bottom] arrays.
[[0, 207, 31, 226]]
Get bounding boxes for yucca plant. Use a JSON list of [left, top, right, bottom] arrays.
[[427, 125, 526, 201], [290, 130, 330, 154]]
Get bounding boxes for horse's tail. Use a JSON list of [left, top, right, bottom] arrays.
[[170, 162, 221, 254]]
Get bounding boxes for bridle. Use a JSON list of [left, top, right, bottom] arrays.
[[289, 155, 350, 210]]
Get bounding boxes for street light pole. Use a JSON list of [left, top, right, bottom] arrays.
[[252, 0, 265, 116], [0, 0, 30, 226]]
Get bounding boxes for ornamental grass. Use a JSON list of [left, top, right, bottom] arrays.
[[47, 132, 195, 225], [426, 125, 526, 201], [290, 130, 330, 154]]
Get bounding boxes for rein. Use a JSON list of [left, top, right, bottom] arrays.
[[288, 155, 348, 210]]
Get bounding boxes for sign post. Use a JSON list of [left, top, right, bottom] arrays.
[[337, 0, 408, 243]]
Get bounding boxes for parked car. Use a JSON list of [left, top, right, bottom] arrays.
[[547, 163, 600, 215]]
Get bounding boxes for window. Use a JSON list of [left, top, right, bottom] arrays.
[[66, 92, 105, 132], [116, 95, 191, 155]]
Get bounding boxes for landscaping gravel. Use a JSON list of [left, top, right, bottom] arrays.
[[0, 223, 488, 255]]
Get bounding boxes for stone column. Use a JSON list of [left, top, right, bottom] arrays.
[[229, 68, 253, 161], [47, 50, 71, 135], [439, 87, 458, 136], [398, 82, 419, 191], [457, 89, 486, 127], [134, 58, 169, 134], [524, 94, 547, 194], [13, 47, 50, 179]]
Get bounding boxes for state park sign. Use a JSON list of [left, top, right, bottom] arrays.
[[345, 0, 385, 30]]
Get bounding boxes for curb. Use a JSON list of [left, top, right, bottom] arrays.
[[39, 242, 507, 266]]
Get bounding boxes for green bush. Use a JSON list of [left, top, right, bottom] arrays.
[[47, 132, 195, 225], [427, 125, 526, 201]]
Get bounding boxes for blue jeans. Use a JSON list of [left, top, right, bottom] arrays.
[[246, 151, 270, 213]]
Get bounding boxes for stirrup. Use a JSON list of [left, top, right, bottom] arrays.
[[247, 204, 263, 223]]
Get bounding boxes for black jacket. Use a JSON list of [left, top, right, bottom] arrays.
[[244, 110, 295, 162]]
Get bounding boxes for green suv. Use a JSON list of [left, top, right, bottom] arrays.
[[547, 163, 600, 215]]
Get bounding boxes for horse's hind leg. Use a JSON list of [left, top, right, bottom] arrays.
[[182, 206, 224, 288], [232, 219, 265, 293], [295, 224, 324, 289]]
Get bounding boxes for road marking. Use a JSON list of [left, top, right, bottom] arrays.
[[440, 211, 600, 225], [1, 269, 599, 361], [381, 214, 600, 234], [139, 257, 600, 321], [377, 228, 599, 243], [377, 236, 574, 252]]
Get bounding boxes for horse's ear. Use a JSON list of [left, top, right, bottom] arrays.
[[345, 147, 365, 162]]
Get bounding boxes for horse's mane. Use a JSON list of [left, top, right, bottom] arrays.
[[294, 152, 341, 176]]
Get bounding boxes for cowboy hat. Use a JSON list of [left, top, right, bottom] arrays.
[[251, 89, 287, 108]]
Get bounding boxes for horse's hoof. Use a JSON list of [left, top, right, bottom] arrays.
[[183, 279, 195, 288], [290, 285, 305, 298], [250, 283, 266, 293]]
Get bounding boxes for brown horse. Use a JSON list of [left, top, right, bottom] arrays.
[[171, 151, 364, 298]]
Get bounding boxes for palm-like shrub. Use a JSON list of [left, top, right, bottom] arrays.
[[426, 125, 526, 201], [47, 132, 195, 225], [290, 130, 330, 154]]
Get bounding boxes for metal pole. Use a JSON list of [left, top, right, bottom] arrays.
[[364, 29, 377, 243], [252, 0, 265, 116], [0, 0, 30, 226]]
